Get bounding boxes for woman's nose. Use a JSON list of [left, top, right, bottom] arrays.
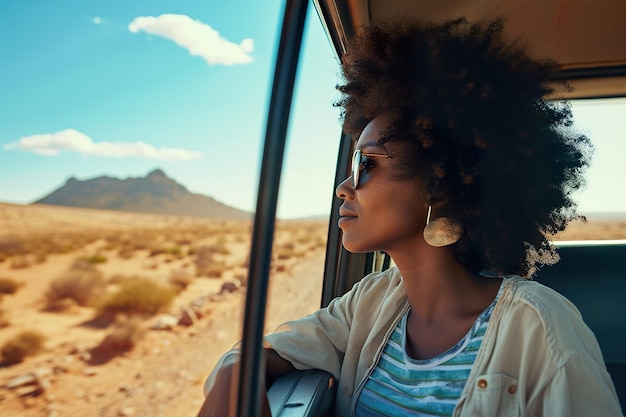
[[335, 176, 352, 199]]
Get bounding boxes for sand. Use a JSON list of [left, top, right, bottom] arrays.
[[0, 202, 623, 416]]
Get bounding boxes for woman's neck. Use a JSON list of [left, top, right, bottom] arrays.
[[389, 244, 500, 326]]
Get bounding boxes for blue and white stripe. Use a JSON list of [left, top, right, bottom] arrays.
[[355, 283, 503, 417]]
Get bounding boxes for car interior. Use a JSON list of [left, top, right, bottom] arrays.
[[236, 1, 626, 416]]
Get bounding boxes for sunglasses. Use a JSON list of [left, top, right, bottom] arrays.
[[351, 149, 393, 189]]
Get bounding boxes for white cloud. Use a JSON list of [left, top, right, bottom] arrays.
[[93, 16, 102, 25], [128, 14, 254, 65], [3, 129, 203, 161]]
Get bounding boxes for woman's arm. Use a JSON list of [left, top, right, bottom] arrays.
[[198, 348, 296, 417]]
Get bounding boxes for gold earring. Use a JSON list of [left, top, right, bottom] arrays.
[[423, 205, 463, 247]]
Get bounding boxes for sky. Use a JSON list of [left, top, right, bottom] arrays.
[[0, 1, 625, 219]]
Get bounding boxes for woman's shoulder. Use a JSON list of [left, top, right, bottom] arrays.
[[342, 266, 406, 310], [500, 276, 603, 358], [358, 266, 403, 287], [505, 275, 581, 318]]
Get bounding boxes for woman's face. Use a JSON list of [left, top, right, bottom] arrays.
[[336, 114, 428, 254]]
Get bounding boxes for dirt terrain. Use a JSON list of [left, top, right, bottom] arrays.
[[0, 203, 623, 417], [0, 203, 326, 417]]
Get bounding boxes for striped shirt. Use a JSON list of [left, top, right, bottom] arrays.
[[355, 283, 503, 416]]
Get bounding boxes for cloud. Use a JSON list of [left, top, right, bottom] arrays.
[[128, 14, 254, 66], [3, 129, 203, 161], [93, 16, 102, 25]]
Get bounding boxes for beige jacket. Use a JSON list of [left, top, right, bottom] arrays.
[[206, 268, 622, 416]]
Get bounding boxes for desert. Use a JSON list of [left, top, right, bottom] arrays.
[[0, 202, 623, 417]]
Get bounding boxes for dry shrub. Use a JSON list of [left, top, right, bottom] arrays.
[[0, 236, 25, 260], [113, 233, 152, 254], [97, 277, 175, 316], [311, 236, 327, 250], [81, 253, 107, 264], [97, 317, 145, 355], [197, 241, 230, 257], [194, 244, 230, 277], [214, 241, 231, 255], [233, 233, 249, 243], [275, 242, 301, 260], [204, 262, 228, 278], [0, 277, 22, 295], [0, 232, 98, 262], [0, 308, 9, 328], [1, 330, 46, 364], [118, 248, 134, 259], [10, 254, 38, 269], [168, 269, 193, 292], [45, 260, 106, 310], [174, 235, 194, 246], [149, 246, 169, 257], [150, 246, 183, 258]]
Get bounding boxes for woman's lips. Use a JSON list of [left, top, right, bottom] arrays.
[[338, 215, 357, 227], [338, 206, 358, 227]]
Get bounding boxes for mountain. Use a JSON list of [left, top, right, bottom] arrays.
[[33, 169, 251, 220]]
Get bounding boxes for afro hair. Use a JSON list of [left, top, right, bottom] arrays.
[[335, 18, 592, 277]]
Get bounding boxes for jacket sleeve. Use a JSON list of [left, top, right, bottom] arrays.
[[539, 352, 623, 417], [204, 272, 380, 396], [262, 274, 368, 379], [520, 282, 624, 416], [203, 348, 240, 397]]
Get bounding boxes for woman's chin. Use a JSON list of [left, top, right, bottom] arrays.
[[341, 240, 373, 254]]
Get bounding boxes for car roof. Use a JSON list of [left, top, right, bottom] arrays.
[[314, 0, 626, 99]]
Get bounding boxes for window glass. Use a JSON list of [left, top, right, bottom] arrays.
[[556, 98, 626, 241], [0, 1, 320, 416]]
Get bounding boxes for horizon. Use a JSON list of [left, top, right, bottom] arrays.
[[1, 1, 625, 219], [1, 166, 625, 221]]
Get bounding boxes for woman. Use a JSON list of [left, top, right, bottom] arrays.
[[200, 18, 622, 416]]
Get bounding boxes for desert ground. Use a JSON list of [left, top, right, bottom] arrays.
[[0, 202, 623, 417]]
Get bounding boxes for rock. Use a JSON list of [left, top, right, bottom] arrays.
[[119, 406, 136, 416], [235, 273, 247, 287], [52, 365, 68, 375], [44, 403, 60, 417], [22, 396, 37, 408], [191, 297, 207, 308], [15, 384, 44, 397], [151, 315, 179, 330], [5, 373, 37, 389], [190, 305, 204, 319], [119, 384, 132, 395], [208, 294, 225, 302], [178, 308, 198, 327], [83, 368, 97, 376], [37, 377, 52, 391], [32, 367, 53, 379], [219, 280, 240, 294]]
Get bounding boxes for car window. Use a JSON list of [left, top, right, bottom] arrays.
[[555, 98, 626, 241], [0, 2, 307, 416]]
